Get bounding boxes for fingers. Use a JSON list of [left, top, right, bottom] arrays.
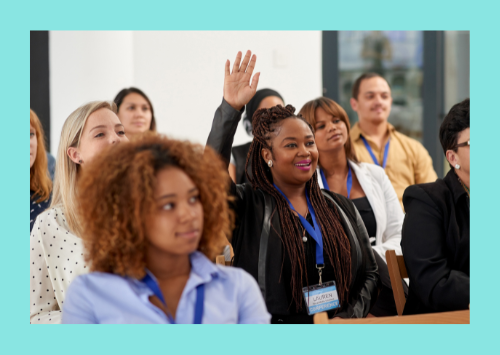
[[225, 59, 230, 78], [232, 51, 242, 74], [245, 54, 257, 76], [240, 50, 252, 73], [250, 72, 260, 91]]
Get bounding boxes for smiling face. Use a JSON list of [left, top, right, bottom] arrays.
[[313, 106, 348, 154], [145, 166, 204, 257], [351, 76, 392, 124], [67, 108, 128, 167], [261, 118, 319, 186], [117, 92, 153, 138], [30, 124, 38, 168]]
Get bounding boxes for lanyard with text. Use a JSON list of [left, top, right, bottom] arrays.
[[273, 184, 324, 270], [361, 136, 390, 169], [142, 273, 205, 324], [320, 165, 352, 198]]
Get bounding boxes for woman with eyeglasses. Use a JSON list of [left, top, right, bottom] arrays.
[[401, 98, 470, 315]]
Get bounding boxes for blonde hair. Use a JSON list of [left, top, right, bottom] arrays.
[[50, 101, 117, 235], [30, 109, 52, 202]]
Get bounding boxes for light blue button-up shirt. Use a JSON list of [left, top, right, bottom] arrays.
[[61, 251, 270, 324]]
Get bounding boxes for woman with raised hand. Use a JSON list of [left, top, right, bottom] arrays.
[[206, 51, 378, 323], [30, 101, 128, 324], [114, 87, 156, 140], [402, 98, 470, 315], [299, 97, 404, 317], [62, 134, 269, 324], [30, 109, 53, 232]]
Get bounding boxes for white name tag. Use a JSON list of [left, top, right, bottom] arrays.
[[302, 281, 340, 315]]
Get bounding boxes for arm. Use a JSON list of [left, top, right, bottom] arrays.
[[413, 140, 438, 184], [30, 217, 61, 324], [61, 276, 96, 324], [237, 270, 271, 324], [402, 186, 469, 311], [372, 169, 404, 262], [336, 207, 379, 318]]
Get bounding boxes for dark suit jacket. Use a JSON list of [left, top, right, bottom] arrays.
[[402, 170, 469, 315]]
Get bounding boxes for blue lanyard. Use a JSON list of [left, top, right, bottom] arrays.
[[142, 273, 205, 324], [273, 184, 324, 265], [320, 165, 352, 198], [360, 136, 390, 169]]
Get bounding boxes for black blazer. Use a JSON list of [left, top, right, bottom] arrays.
[[402, 170, 469, 315], [231, 142, 252, 185], [207, 99, 378, 319]]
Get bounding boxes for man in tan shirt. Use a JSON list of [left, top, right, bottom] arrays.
[[349, 73, 437, 207]]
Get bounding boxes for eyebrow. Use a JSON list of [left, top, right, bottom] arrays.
[[364, 90, 389, 95], [89, 123, 125, 132], [156, 187, 199, 200]]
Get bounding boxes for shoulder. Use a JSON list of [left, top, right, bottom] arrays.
[[403, 180, 449, 211], [69, 272, 129, 294], [214, 264, 260, 292], [356, 161, 386, 180], [34, 206, 70, 233], [392, 130, 428, 155], [321, 189, 356, 219]]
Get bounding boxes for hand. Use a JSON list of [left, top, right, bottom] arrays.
[[224, 50, 260, 111]]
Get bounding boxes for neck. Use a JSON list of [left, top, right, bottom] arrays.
[[146, 245, 191, 281], [319, 147, 348, 177], [272, 177, 307, 201], [455, 169, 470, 190], [358, 119, 389, 146]]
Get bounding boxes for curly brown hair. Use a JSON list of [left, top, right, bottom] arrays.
[[76, 133, 234, 279]]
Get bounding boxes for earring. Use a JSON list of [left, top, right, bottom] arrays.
[[268, 160, 273, 168], [455, 164, 461, 170], [79, 160, 83, 164]]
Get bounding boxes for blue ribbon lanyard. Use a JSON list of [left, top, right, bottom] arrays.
[[320, 165, 352, 198], [273, 184, 324, 267], [361, 136, 390, 169], [142, 273, 205, 324]]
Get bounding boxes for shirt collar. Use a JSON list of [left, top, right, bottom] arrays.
[[351, 122, 395, 141], [444, 169, 468, 205]]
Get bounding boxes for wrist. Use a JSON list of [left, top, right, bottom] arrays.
[[223, 97, 244, 112]]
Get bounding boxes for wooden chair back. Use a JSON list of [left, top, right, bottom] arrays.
[[313, 310, 469, 324], [386, 250, 408, 316]]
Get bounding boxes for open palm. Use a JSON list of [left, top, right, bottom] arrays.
[[224, 50, 260, 111]]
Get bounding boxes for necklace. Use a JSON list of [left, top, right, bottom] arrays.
[[459, 179, 470, 199]]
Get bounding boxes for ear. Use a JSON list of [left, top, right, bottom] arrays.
[[350, 97, 358, 112], [261, 148, 273, 166], [446, 149, 460, 168], [67, 147, 82, 165]]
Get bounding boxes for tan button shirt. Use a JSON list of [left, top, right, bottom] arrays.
[[350, 122, 438, 208]]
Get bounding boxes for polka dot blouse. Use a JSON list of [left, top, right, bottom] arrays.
[[30, 206, 89, 324]]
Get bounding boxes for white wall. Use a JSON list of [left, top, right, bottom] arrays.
[[49, 31, 322, 153]]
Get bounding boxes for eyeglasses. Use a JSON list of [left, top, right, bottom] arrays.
[[456, 140, 470, 148]]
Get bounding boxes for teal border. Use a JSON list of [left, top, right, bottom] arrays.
[[3, 0, 491, 353]]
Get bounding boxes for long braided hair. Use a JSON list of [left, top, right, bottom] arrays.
[[246, 104, 352, 310]]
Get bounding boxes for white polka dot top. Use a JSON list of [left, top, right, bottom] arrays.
[[30, 207, 89, 324]]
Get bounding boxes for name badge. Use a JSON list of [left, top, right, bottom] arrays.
[[302, 281, 340, 315]]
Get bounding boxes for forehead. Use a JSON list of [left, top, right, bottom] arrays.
[[123, 92, 149, 105], [154, 166, 196, 195], [258, 96, 284, 110], [273, 117, 312, 138], [458, 127, 470, 140], [84, 108, 121, 130], [359, 77, 391, 94]]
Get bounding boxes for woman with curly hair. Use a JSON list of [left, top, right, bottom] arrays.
[[30, 109, 53, 232], [206, 51, 378, 323], [62, 134, 269, 324], [30, 101, 128, 324]]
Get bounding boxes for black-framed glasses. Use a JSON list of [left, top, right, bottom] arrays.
[[456, 140, 470, 148]]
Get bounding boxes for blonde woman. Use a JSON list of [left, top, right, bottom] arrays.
[[30, 109, 53, 232], [30, 101, 128, 324]]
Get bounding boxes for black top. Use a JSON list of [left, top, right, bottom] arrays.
[[207, 99, 379, 320], [30, 191, 51, 232], [352, 197, 377, 245], [402, 170, 469, 315], [231, 142, 252, 185]]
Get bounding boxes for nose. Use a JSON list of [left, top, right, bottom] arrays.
[[178, 202, 197, 224]]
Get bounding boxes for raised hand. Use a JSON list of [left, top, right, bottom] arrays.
[[224, 50, 260, 111]]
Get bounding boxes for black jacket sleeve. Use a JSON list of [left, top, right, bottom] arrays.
[[402, 185, 469, 311], [333, 202, 379, 318]]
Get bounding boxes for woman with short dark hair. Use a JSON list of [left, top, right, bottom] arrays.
[[402, 98, 470, 315]]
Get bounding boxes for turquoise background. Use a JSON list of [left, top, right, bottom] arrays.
[[3, 0, 492, 353]]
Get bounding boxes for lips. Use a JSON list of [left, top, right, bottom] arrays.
[[175, 229, 200, 240], [295, 159, 312, 171], [327, 133, 342, 141]]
